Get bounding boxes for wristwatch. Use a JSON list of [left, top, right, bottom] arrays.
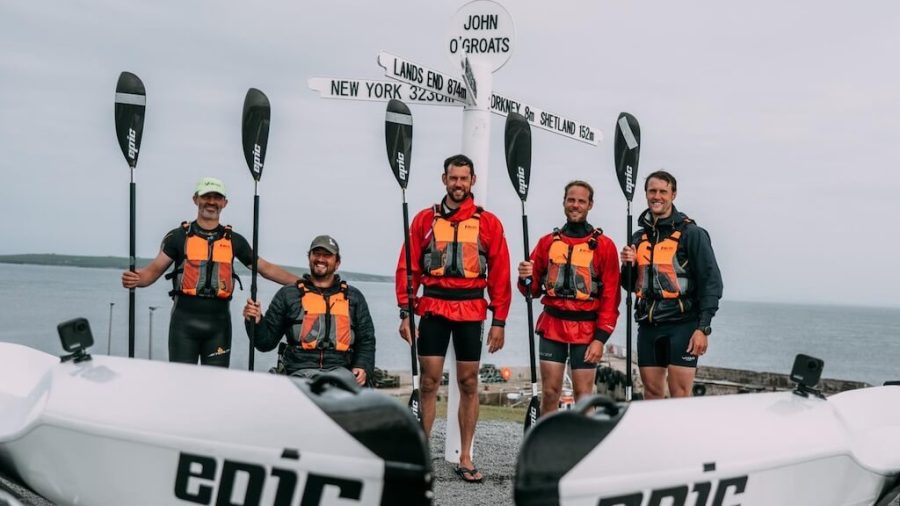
[[697, 326, 712, 336], [399, 309, 410, 320]]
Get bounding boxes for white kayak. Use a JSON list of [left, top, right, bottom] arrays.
[[515, 382, 900, 506], [0, 342, 432, 506]]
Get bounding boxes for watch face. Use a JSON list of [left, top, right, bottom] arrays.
[[700, 326, 712, 336]]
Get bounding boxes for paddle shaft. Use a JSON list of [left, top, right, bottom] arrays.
[[128, 172, 136, 358], [520, 202, 538, 389], [625, 201, 633, 400], [401, 193, 420, 383], [249, 183, 259, 371]]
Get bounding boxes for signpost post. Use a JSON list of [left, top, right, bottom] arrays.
[[307, 0, 603, 464]]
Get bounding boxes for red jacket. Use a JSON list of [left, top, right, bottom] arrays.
[[396, 196, 511, 323], [519, 227, 621, 344]]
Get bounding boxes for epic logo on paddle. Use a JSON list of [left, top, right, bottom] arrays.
[[517, 166, 527, 195], [397, 152, 407, 181], [127, 128, 138, 160], [252, 144, 262, 175], [624, 165, 634, 195]]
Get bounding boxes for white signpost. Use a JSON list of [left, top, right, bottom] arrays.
[[308, 0, 603, 465]]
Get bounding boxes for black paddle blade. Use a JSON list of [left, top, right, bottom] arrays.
[[408, 389, 422, 424], [524, 395, 540, 432], [114, 72, 146, 169], [504, 112, 532, 202], [242, 88, 270, 182], [385, 99, 413, 190], [614, 112, 641, 202]]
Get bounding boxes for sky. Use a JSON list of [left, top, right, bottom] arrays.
[[2, 0, 899, 308]]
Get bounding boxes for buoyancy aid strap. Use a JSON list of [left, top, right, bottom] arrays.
[[588, 228, 603, 250], [544, 306, 596, 322], [422, 285, 485, 300]]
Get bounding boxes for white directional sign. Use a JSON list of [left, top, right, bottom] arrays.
[[447, 0, 515, 71], [344, 53, 604, 145], [377, 51, 469, 103], [307, 78, 458, 106], [490, 92, 601, 145]]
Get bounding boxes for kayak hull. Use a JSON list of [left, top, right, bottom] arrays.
[[516, 387, 900, 506], [0, 343, 432, 506]]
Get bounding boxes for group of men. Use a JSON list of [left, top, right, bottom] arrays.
[[122, 155, 723, 483]]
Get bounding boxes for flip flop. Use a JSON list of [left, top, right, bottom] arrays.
[[454, 466, 483, 483]]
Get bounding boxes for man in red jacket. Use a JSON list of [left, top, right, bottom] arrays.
[[518, 181, 620, 415], [396, 154, 511, 483]]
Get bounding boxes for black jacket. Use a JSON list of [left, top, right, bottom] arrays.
[[245, 275, 376, 377], [621, 207, 723, 327]]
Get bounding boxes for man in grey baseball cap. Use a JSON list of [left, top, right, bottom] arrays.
[[243, 235, 376, 386], [308, 235, 340, 256]]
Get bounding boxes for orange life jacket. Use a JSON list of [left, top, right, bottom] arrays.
[[542, 228, 603, 301], [169, 222, 236, 300], [292, 281, 354, 352], [635, 229, 690, 301], [422, 205, 487, 279]]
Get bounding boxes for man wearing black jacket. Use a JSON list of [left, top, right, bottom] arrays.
[[243, 235, 375, 386], [620, 171, 723, 399]]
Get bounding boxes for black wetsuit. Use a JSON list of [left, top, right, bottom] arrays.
[[162, 221, 252, 367]]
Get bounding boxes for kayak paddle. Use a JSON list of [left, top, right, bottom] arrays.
[[504, 112, 540, 431], [114, 71, 146, 359], [241, 88, 270, 371], [613, 112, 640, 401]]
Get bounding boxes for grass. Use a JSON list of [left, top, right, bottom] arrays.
[[435, 400, 526, 424]]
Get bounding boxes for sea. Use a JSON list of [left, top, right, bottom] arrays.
[[1, 263, 898, 386]]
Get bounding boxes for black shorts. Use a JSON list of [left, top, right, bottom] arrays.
[[538, 337, 595, 369], [417, 313, 483, 362], [637, 320, 699, 368]]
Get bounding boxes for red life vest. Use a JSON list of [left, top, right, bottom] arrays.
[[292, 281, 354, 352], [422, 205, 487, 279], [169, 222, 236, 300], [542, 228, 603, 301]]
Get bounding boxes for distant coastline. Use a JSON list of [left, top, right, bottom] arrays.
[[0, 254, 393, 283]]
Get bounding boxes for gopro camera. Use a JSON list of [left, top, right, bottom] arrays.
[[790, 353, 824, 398], [57, 317, 94, 363], [790, 354, 823, 387]]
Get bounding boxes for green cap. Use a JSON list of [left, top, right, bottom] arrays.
[[195, 177, 227, 197]]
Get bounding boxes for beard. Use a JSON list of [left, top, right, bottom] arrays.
[[446, 188, 470, 204], [309, 264, 334, 280]]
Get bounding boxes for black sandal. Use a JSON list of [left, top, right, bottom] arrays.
[[454, 466, 484, 483]]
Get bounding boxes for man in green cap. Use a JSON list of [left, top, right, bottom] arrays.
[[121, 177, 298, 367]]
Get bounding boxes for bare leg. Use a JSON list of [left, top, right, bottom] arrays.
[[667, 365, 696, 398], [640, 366, 668, 399], [456, 359, 481, 479], [571, 368, 597, 401], [419, 355, 446, 438], [539, 360, 564, 416]]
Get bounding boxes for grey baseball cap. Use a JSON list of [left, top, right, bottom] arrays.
[[308, 235, 340, 255]]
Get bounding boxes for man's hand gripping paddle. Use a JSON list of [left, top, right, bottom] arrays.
[[241, 88, 270, 371], [114, 71, 146, 359], [385, 99, 422, 424], [504, 112, 540, 431], [614, 112, 641, 401]]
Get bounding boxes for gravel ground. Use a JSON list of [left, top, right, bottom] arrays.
[[429, 418, 521, 506]]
